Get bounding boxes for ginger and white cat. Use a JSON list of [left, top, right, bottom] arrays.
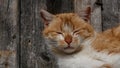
[[40, 7, 120, 68]]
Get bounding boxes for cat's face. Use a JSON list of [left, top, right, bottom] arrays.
[[40, 8, 94, 53]]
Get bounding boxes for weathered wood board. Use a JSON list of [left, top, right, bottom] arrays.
[[0, 0, 18, 68], [46, 0, 74, 14], [20, 0, 57, 68], [102, 0, 120, 31]]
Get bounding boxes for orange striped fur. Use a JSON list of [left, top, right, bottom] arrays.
[[40, 9, 120, 68]]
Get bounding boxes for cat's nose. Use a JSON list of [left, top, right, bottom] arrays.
[[64, 35, 72, 45]]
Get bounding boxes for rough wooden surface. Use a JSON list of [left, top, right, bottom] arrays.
[[20, 0, 57, 68], [102, 0, 120, 31], [74, 0, 91, 12], [91, 0, 102, 32], [46, 0, 74, 14], [0, 0, 18, 68]]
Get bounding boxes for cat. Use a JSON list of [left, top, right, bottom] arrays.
[[40, 7, 120, 68], [102, 25, 120, 41]]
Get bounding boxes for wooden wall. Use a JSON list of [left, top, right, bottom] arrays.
[[0, 0, 120, 68]]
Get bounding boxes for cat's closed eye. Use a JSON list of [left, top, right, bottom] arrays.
[[56, 32, 63, 35], [73, 29, 80, 35]]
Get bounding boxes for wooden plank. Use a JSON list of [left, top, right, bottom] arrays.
[[74, 0, 102, 32], [102, 0, 120, 31], [74, 0, 91, 13], [119, 0, 120, 22], [91, 0, 102, 32], [91, 7, 102, 32], [46, 0, 74, 14], [0, 0, 18, 68], [20, 0, 57, 68]]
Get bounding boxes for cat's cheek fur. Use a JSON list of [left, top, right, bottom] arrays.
[[56, 34, 64, 41]]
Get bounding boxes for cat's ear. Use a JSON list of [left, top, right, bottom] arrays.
[[79, 6, 91, 22], [40, 9, 54, 26]]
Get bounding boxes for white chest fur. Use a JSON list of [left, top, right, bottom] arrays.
[[56, 45, 120, 68], [57, 49, 104, 68], [57, 55, 104, 68]]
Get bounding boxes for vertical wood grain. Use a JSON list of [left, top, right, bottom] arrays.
[[74, 0, 91, 13], [0, 0, 19, 68], [102, 0, 120, 31], [20, 0, 57, 68], [91, 0, 102, 32], [46, 0, 74, 14]]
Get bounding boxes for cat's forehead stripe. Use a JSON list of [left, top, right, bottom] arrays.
[[63, 23, 73, 32]]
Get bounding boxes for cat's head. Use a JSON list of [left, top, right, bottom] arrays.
[[40, 7, 94, 54]]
